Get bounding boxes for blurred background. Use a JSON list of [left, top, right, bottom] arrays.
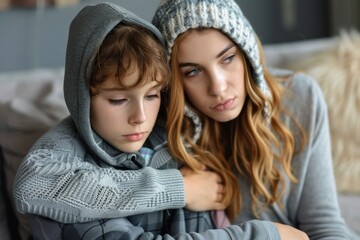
[[0, 0, 359, 72], [238, 0, 359, 43]]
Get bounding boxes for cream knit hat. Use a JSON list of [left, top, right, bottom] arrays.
[[152, 0, 271, 105]]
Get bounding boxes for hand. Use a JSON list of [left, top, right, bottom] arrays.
[[273, 223, 309, 240], [181, 166, 226, 212]]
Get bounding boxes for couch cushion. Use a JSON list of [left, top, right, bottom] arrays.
[[0, 68, 68, 240], [286, 31, 360, 194]]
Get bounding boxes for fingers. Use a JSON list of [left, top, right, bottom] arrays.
[[208, 171, 225, 203], [182, 166, 228, 211], [217, 177, 225, 195], [180, 165, 206, 176], [217, 192, 224, 203], [179, 166, 190, 176], [213, 199, 227, 210], [199, 164, 207, 171], [274, 223, 309, 240], [217, 187, 224, 202]]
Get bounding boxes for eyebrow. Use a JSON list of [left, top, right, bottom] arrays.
[[217, 43, 236, 58], [97, 87, 125, 92], [97, 83, 162, 93], [178, 43, 236, 68]]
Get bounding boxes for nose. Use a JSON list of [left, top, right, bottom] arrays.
[[129, 101, 146, 125], [208, 68, 227, 96]]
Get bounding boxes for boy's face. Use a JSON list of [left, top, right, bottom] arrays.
[[90, 69, 162, 153]]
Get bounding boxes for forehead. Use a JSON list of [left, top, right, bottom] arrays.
[[99, 71, 162, 92], [177, 29, 234, 61]]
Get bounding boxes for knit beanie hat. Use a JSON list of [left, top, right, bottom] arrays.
[[152, 0, 271, 129]]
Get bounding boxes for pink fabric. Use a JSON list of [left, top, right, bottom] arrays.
[[211, 210, 231, 228]]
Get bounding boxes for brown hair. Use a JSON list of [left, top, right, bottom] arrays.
[[167, 29, 305, 220], [89, 22, 169, 94]]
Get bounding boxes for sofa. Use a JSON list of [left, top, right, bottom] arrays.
[[263, 32, 360, 237], [0, 2, 359, 239]]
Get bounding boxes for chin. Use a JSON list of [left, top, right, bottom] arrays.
[[118, 143, 144, 153], [210, 111, 240, 122], [211, 115, 235, 122]]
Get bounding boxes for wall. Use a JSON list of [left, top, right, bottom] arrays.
[[236, 0, 331, 44], [0, 0, 160, 72], [0, 0, 353, 72], [329, 0, 360, 34]]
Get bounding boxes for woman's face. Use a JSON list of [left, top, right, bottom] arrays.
[[177, 29, 246, 122]]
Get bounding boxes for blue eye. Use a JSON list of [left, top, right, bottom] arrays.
[[224, 54, 235, 63], [185, 68, 201, 77]]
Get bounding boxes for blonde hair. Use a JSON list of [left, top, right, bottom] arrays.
[[167, 29, 305, 220]]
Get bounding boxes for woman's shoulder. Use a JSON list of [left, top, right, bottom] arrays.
[[270, 68, 328, 129], [270, 68, 326, 108], [270, 68, 323, 98]]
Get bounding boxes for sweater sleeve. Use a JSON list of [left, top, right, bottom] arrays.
[[29, 214, 280, 240], [13, 146, 185, 223], [86, 221, 280, 240]]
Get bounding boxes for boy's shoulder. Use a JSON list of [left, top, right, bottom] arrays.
[[30, 116, 86, 156]]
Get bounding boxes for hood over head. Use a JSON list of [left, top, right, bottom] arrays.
[[152, 0, 272, 137], [63, 2, 164, 166]]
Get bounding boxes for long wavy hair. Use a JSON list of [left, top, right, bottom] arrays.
[[166, 29, 305, 221]]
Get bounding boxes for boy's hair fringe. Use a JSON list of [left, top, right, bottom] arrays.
[[89, 22, 169, 95]]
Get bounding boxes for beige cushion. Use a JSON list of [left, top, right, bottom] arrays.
[[287, 31, 360, 194], [0, 68, 68, 240]]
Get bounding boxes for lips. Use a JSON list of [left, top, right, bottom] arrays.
[[123, 132, 146, 141], [211, 98, 235, 111]]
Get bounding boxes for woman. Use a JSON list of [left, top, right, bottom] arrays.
[[152, 0, 356, 239]]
